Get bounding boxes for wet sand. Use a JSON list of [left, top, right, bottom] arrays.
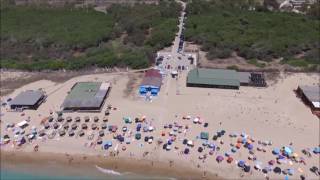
[[1, 151, 221, 180]]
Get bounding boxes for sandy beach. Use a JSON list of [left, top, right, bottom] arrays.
[[1, 71, 319, 179]]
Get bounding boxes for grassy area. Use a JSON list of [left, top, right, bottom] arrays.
[[0, 1, 180, 70], [185, 0, 320, 68]]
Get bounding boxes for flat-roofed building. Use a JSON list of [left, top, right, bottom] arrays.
[[187, 68, 240, 89], [62, 82, 111, 111], [10, 90, 46, 110], [297, 85, 320, 110]]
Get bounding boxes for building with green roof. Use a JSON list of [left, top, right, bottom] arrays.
[[187, 68, 240, 89], [62, 82, 111, 111]]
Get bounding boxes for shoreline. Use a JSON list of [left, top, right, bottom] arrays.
[[0, 150, 222, 180]]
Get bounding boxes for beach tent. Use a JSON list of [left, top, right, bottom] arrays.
[[200, 132, 209, 140]]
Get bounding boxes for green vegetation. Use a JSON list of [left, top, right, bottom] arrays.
[[0, 1, 180, 70], [185, 0, 320, 68]]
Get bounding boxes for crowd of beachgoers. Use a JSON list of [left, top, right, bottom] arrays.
[[1, 103, 319, 180]]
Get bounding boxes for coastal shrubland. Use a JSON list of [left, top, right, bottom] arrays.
[[0, 1, 180, 70], [185, 0, 320, 68]]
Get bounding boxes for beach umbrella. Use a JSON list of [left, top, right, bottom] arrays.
[[66, 116, 72, 122], [44, 123, 50, 129], [63, 122, 69, 129], [97, 137, 102, 145], [57, 117, 64, 122], [183, 139, 188, 145], [209, 143, 215, 149], [236, 143, 241, 149], [135, 133, 141, 140], [71, 123, 78, 130], [227, 157, 233, 163], [273, 148, 280, 155], [84, 116, 90, 122], [212, 135, 218, 141], [238, 160, 245, 168], [187, 140, 193, 146], [99, 130, 104, 137], [198, 147, 203, 153], [81, 123, 88, 130], [247, 144, 254, 150], [166, 145, 171, 151], [148, 126, 154, 132], [193, 117, 199, 123], [91, 123, 97, 130], [53, 122, 59, 129], [288, 168, 294, 176], [225, 152, 230, 157], [78, 130, 85, 137], [268, 160, 275, 166], [101, 123, 107, 129], [209, 150, 214, 155], [231, 147, 237, 153], [68, 130, 74, 136], [103, 117, 108, 122], [216, 155, 224, 163], [59, 129, 66, 136], [75, 116, 81, 122], [244, 165, 251, 172], [94, 116, 99, 122], [283, 147, 293, 156], [313, 147, 320, 154], [148, 138, 153, 144], [254, 161, 262, 170], [38, 130, 46, 137], [48, 116, 54, 122], [273, 167, 281, 174], [184, 148, 190, 154]]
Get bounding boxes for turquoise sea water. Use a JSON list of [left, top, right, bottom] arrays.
[[1, 169, 175, 180], [1, 170, 92, 180]]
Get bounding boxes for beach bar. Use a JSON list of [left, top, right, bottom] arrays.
[[296, 85, 320, 111], [139, 69, 162, 96], [62, 82, 111, 111], [187, 68, 240, 89], [10, 90, 46, 110]]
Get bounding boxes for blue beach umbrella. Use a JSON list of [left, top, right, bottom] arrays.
[[273, 148, 280, 155], [238, 160, 245, 168], [313, 147, 320, 154], [248, 144, 253, 150], [283, 147, 293, 156], [231, 147, 237, 153]]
